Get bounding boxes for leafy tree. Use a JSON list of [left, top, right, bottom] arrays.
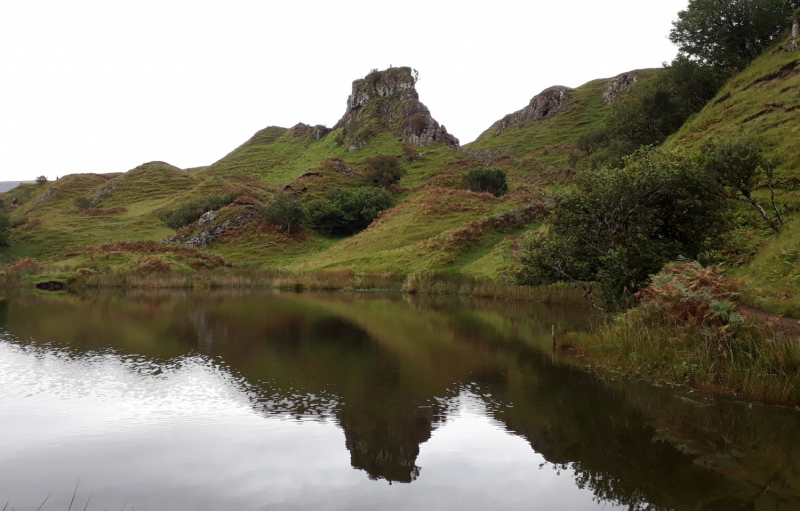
[[670, 0, 800, 70], [699, 138, 783, 230], [74, 196, 93, 211], [35, 176, 48, 185], [261, 193, 307, 234], [307, 187, 393, 235], [363, 154, 405, 187], [0, 199, 10, 247], [462, 167, 508, 197], [517, 149, 730, 310]]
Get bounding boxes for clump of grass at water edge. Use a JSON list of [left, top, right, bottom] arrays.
[[563, 261, 800, 405]]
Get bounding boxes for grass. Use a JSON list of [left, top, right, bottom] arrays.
[[562, 262, 800, 405], [464, 69, 662, 164], [666, 36, 800, 178]]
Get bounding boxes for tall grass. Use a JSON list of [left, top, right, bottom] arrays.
[[564, 262, 800, 405], [566, 316, 800, 405], [402, 270, 588, 305]]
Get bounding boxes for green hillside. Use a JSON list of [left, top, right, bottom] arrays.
[[464, 70, 661, 161]]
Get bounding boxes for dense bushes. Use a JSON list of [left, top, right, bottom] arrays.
[[158, 194, 235, 230], [363, 154, 405, 187], [516, 148, 731, 310], [307, 187, 393, 235], [462, 167, 508, 197]]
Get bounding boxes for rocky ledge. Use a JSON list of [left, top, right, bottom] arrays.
[[494, 86, 573, 136]]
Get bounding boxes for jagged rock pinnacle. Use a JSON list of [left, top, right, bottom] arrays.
[[333, 67, 459, 151]]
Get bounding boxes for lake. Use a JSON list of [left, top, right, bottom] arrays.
[[1, 290, 799, 510]]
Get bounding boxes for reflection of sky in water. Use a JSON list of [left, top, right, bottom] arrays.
[[0, 341, 618, 511]]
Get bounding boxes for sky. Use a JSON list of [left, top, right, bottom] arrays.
[[0, 0, 689, 181]]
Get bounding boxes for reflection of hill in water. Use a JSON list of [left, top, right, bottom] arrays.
[[3, 291, 800, 507]]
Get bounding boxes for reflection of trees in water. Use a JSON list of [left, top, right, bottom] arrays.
[[7, 291, 800, 506]]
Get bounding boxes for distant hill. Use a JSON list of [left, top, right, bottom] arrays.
[[0, 181, 34, 193]]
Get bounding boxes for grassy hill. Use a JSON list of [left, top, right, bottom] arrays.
[[464, 70, 661, 163]]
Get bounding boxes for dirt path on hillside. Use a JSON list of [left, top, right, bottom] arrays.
[[740, 305, 800, 333]]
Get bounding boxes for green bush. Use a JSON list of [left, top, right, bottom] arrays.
[[364, 154, 405, 187], [10, 216, 28, 229], [516, 148, 731, 310], [158, 195, 235, 230], [260, 193, 307, 234], [74, 196, 93, 212], [462, 167, 508, 197], [307, 187, 394, 235]]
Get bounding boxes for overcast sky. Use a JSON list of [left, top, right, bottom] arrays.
[[0, 0, 689, 181]]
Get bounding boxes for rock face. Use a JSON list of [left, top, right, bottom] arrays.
[[794, 20, 799, 39], [494, 86, 573, 136], [291, 123, 331, 140], [333, 67, 459, 150], [603, 72, 638, 104], [198, 211, 218, 226]]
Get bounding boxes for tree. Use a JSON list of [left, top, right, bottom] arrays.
[[363, 155, 405, 187], [670, 0, 800, 70], [35, 176, 48, 185], [260, 193, 308, 234], [462, 167, 508, 197], [699, 138, 783, 230], [307, 187, 393, 235], [516, 149, 730, 310]]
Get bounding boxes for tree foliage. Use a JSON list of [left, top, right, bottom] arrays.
[[307, 187, 393, 235], [363, 154, 405, 187], [35, 176, 48, 185], [698, 138, 783, 229], [260, 193, 307, 234], [462, 167, 508, 197], [517, 149, 731, 310], [670, 0, 800, 70]]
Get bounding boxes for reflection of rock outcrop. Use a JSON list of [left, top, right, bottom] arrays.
[[187, 310, 229, 349], [339, 407, 434, 483]]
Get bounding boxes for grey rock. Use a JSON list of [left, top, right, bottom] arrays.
[[494, 86, 573, 136], [198, 211, 218, 226], [603, 72, 638, 104]]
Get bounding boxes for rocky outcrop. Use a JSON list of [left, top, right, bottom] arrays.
[[333, 67, 459, 150], [198, 211, 218, 226], [186, 220, 230, 249], [291, 123, 331, 140], [494, 86, 573, 136], [27, 187, 59, 213], [603, 72, 638, 104]]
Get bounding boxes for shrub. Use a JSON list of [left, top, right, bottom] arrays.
[[516, 148, 731, 310], [10, 216, 28, 228], [157, 194, 235, 230], [35, 176, 48, 185], [307, 187, 394, 235], [364, 155, 405, 187], [8, 258, 41, 274], [73, 196, 93, 211], [260, 193, 307, 234], [139, 257, 170, 272], [462, 167, 508, 197]]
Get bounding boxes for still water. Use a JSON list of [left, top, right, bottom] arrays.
[[0, 290, 799, 510]]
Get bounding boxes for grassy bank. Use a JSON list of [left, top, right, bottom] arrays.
[[563, 262, 800, 405], [0, 264, 589, 305]]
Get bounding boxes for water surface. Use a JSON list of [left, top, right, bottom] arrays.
[[1, 290, 799, 510]]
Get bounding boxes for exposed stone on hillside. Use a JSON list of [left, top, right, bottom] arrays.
[[494, 86, 573, 136], [333, 67, 459, 150], [603, 72, 638, 104], [27, 187, 59, 213], [291, 123, 331, 140]]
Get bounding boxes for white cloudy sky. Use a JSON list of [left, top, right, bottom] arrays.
[[0, 0, 688, 181]]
